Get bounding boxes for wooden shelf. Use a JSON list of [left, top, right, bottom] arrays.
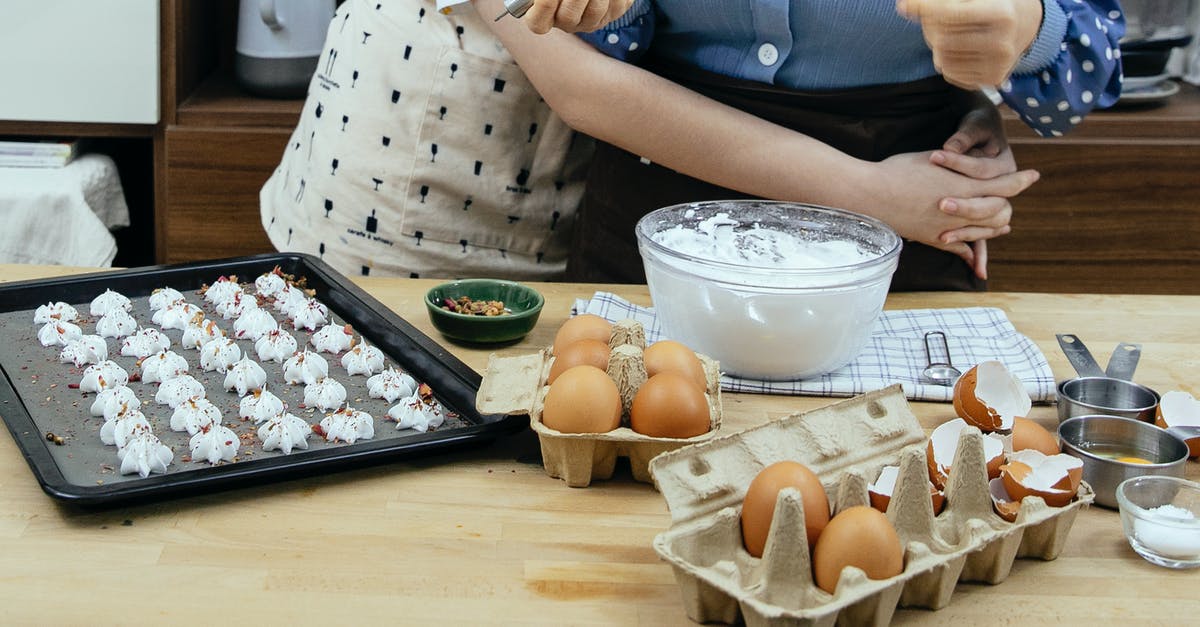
[[175, 71, 304, 129], [0, 120, 155, 138]]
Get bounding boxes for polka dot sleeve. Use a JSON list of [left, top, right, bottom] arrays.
[[1000, 0, 1125, 137], [576, 0, 654, 62]]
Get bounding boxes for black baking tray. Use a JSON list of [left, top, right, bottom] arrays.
[[0, 253, 524, 506]]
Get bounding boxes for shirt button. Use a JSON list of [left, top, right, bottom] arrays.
[[757, 43, 779, 66]]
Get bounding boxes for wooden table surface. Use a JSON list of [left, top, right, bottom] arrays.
[[1, 264, 1196, 626]]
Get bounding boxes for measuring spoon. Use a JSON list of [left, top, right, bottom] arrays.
[[921, 331, 962, 386]]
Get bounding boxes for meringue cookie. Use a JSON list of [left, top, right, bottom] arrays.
[[147, 287, 185, 312], [141, 350, 189, 384], [223, 356, 267, 396], [233, 306, 278, 340], [254, 329, 298, 363], [254, 269, 288, 298], [153, 300, 203, 330], [89, 289, 131, 317], [311, 323, 354, 353], [366, 369, 418, 403], [96, 309, 138, 339], [33, 301, 79, 325], [203, 276, 243, 306], [181, 317, 224, 350], [60, 335, 108, 367], [215, 291, 257, 320], [189, 424, 239, 464], [120, 327, 171, 358], [289, 299, 329, 331], [303, 378, 347, 411], [387, 391, 445, 433], [240, 386, 285, 423], [155, 374, 205, 407], [319, 406, 374, 444], [199, 337, 242, 372], [258, 412, 311, 454], [341, 343, 385, 376], [117, 431, 173, 477], [273, 284, 308, 315], [90, 386, 141, 420], [100, 409, 151, 447], [170, 397, 222, 435], [80, 360, 129, 393], [38, 320, 82, 347], [282, 349, 328, 385]]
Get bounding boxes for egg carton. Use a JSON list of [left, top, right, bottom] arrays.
[[648, 385, 1094, 626], [476, 320, 722, 487]]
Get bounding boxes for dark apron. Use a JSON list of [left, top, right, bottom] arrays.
[[566, 54, 989, 291]]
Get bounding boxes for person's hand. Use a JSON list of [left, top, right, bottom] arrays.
[[870, 150, 1038, 272], [925, 96, 1036, 278], [895, 0, 1043, 89], [522, 0, 634, 34]]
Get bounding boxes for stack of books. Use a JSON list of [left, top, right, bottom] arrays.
[[0, 138, 82, 168]]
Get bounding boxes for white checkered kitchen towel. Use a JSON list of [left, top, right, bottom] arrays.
[[573, 292, 1056, 403]]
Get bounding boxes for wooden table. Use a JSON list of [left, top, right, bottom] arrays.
[[1, 264, 1196, 625]]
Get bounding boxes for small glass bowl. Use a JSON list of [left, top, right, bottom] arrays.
[[1115, 475, 1200, 569]]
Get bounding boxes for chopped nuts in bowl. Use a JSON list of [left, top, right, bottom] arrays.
[[424, 279, 543, 345]]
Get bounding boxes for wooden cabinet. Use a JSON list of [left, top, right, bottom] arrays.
[[993, 88, 1200, 294]]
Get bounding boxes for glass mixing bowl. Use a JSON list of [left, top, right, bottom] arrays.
[[634, 201, 901, 379]]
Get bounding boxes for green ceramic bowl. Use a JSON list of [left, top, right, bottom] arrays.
[[425, 279, 544, 344]]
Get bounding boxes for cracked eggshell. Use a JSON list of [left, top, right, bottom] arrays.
[[999, 450, 1083, 508], [868, 465, 945, 516], [1156, 390, 1200, 458], [926, 418, 1004, 490], [989, 477, 1022, 522], [952, 360, 1031, 432]]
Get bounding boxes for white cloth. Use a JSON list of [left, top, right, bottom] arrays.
[[0, 153, 130, 266], [573, 292, 1057, 403]]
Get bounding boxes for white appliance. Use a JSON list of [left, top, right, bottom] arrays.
[[235, 0, 336, 98]]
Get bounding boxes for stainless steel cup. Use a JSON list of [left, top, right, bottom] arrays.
[[1056, 376, 1160, 423], [1058, 415, 1189, 508]]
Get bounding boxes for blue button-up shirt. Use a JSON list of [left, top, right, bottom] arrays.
[[581, 0, 1125, 137]]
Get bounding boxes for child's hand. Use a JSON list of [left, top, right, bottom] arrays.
[[896, 0, 1043, 89], [523, 0, 634, 34]]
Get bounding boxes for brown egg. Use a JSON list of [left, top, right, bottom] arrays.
[[629, 372, 710, 438], [1012, 417, 1060, 455], [547, 339, 610, 384], [812, 505, 904, 594], [643, 340, 707, 392], [541, 365, 621, 434], [552, 314, 612, 355], [740, 461, 830, 557]]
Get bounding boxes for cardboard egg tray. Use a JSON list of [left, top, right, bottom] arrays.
[[476, 320, 722, 487], [647, 385, 1095, 626]]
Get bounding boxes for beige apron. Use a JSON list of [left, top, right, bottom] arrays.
[[261, 0, 592, 280]]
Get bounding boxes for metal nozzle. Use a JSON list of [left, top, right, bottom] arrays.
[[495, 0, 535, 21]]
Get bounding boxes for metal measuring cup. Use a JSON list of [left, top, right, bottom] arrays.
[[1055, 334, 1160, 424]]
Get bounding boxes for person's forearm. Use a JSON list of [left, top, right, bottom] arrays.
[[476, 0, 884, 216]]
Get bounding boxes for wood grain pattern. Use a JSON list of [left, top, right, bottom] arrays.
[[162, 126, 288, 263], [0, 264, 1196, 626], [990, 138, 1200, 294]]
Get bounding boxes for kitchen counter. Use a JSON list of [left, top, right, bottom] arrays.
[[1, 264, 1197, 625]]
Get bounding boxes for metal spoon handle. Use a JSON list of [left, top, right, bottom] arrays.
[[1056, 334, 1106, 378], [1105, 342, 1142, 381]]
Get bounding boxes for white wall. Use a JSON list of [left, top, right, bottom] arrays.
[[0, 0, 160, 124]]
